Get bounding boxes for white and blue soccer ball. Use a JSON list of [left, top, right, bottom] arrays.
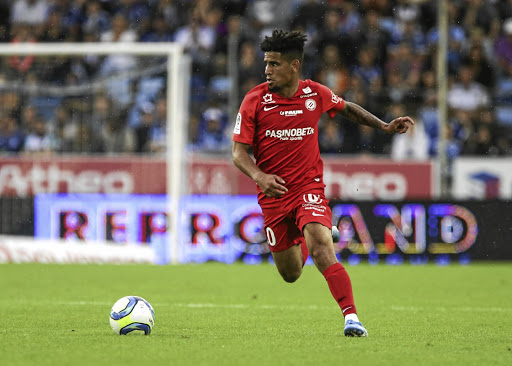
[[109, 296, 155, 335]]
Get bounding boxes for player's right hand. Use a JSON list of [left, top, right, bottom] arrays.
[[255, 173, 288, 198]]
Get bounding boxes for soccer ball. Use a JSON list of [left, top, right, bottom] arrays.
[[109, 296, 155, 335]]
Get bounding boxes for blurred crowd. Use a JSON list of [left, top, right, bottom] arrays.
[[0, 0, 512, 159]]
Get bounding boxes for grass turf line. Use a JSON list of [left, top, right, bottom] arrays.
[[0, 262, 510, 366]]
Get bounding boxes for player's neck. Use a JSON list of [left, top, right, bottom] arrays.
[[275, 79, 300, 98]]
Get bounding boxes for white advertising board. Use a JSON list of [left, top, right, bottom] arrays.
[[452, 158, 512, 199], [0, 236, 154, 264]]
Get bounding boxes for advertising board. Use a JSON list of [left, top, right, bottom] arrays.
[[34, 195, 511, 263], [453, 158, 512, 200], [0, 156, 434, 199]]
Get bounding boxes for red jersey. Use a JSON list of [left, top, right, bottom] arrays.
[[233, 79, 346, 207]]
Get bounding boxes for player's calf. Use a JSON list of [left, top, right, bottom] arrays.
[[278, 268, 302, 283]]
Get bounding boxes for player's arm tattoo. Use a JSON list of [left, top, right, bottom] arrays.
[[339, 102, 388, 131]]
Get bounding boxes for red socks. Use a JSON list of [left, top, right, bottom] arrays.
[[322, 262, 357, 316]]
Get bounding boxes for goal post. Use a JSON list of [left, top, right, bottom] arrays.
[[0, 42, 190, 264]]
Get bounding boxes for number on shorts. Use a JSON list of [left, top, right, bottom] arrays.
[[265, 227, 276, 247]]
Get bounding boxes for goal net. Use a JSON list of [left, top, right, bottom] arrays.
[[0, 42, 190, 264]]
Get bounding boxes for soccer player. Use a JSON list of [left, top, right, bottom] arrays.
[[232, 30, 414, 337]]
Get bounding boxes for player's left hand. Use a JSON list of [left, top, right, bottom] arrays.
[[383, 116, 414, 134]]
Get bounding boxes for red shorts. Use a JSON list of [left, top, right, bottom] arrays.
[[261, 188, 332, 252]]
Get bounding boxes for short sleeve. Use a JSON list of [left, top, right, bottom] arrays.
[[232, 95, 256, 145], [316, 82, 346, 119]]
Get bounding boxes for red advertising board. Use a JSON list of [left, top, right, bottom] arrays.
[[0, 155, 434, 199]]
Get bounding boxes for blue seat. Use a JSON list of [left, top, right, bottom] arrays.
[[495, 78, 512, 104], [495, 106, 512, 125]]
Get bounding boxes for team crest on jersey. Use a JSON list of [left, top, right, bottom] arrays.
[[305, 99, 316, 111], [262, 93, 275, 104]]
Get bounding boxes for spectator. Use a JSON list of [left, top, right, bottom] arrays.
[[48, 104, 78, 152], [315, 44, 350, 96], [317, 7, 357, 67], [353, 46, 382, 87], [39, 9, 67, 42], [461, 0, 500, 40], [388, 18, 426, 56], [10, 0, 49, 26], [19, 105, 38, 134], [22, 116, 55, 154], [7, 25, 37, 75], [357, 124, 390, 155], [447, 63, 490, 113], [338, 1, 362, 38], [495, 18, 512, 77], [426, 2, 466, 74], [100, 12, 137, 48], [393, 0, 421, 26], [237, 41, 263, 90], [246, 0, 294, 39], [193, 107, 230, 152], [464, 123, 495, 156], [100, 13, 138, 105], [319, 118, 343, 154], [385, 42, 423, 89], [100, 110, 136, 153], [63, 123, 105, 153], [463, 44, 495, 88], [82, 0, 110, 35], [174, 11, 216, 68], [89, 93, 113, 131], [391, 118, 429, 161], [135, 98, 166, 154], [357, 9, 390, 68], [291, 0, 326, 36], [140, 15, 173, 42], [463, 110, 501, 156], [154, 0, 180, 34], [0, 113, 25, 153], [111, 0, 150, 32], [46, 0, 84, 41], [0, 91, 22, 121], [214, 14, 252, 56]]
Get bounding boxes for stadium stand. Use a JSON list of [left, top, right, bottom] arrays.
[[0, 0, 510, 158]]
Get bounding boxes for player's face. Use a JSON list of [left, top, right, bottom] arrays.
[[264, 52, 296, 93]]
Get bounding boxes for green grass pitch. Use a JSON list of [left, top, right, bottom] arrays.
[[0, 262, 510, 366]]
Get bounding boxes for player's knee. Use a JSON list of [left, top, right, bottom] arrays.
[[279, 269, 302, 283], [309, 242, 331, 262]]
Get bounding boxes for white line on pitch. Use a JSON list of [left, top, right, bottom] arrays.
[[391, 305, 511, 312], [1, 300, 510, 313]]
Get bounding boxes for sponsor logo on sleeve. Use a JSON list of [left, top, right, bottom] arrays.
[[331, 90, 343, 104], [233, 113, 241, 134]]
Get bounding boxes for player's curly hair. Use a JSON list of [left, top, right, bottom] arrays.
[[260, 29, 307, 64]]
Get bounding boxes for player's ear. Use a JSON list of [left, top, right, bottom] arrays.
[[291, 59, 300, 73]]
